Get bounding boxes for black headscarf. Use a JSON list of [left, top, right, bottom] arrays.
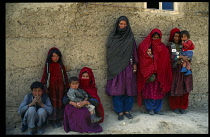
[[106, 16, 135, 80]]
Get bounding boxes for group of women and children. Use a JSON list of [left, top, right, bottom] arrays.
[[18, 16, 194, 135]]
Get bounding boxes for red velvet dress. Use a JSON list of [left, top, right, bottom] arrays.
[[41, 48, 69, 121]]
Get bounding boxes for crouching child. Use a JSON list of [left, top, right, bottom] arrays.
[[18, 81, 53, 135]]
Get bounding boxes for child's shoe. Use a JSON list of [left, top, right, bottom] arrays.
[[148, 110, 154, 115], [37, 126, 44, 135], [173, 109, 180, 114], [180, 109, 187, 114], [26, 127, 36, 135], [184, 70, 192, 75], [92, 116, 102, 123], [180, 67, 187, 72], [91, 114, 102, 123]]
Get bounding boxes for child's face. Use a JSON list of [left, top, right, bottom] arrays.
[[52, 53, 59, 62], [119, 20, 127, 29], [81, 73, 89, 79], [69, 81, 79, 89], [173, 33, 181, 44], [181, 34, 188, 41], [152, 34, 160, 40], [32, 88, 43, 97], [147, 49, 152, 55]]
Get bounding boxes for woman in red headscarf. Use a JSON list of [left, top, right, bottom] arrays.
[[137, 29, 172, 115], [166, 28, 193, 114], [78, 67, 104, 123], [62, 67, 103, 133], [41, 47, 69, 128]]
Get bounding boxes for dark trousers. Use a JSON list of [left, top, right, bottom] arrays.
[[144, 99, 163, 113], [112, 95, 134, 114]]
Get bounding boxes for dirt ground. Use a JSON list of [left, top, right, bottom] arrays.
[[6, 108, 208, 135]]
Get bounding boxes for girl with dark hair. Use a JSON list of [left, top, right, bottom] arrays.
[[106, 16, 138, 121], [41, 47, 69, 128], [137, 29, 172, 115], [166, 28, 193, 114]]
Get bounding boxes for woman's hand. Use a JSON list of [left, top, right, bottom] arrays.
[[69, 101, 80, 108], [133, 64, 137, 73], [77, 101, 90, 108], [179, 56, 188, 61]]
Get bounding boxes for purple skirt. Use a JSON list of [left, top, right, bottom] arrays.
[[63, 104, 102, 133], [106, 62, 137, 96]]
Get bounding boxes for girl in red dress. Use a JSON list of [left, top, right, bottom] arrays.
[[41, 47, 69, 128]]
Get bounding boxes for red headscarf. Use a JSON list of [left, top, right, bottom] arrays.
[[46, 47, 59, 62], [79, 67, 104, 123], [169, 28, 180, 42], [137, 29, 172, 107], [48, 47, 58, 54]]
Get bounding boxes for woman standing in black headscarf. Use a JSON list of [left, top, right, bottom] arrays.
[[106, 16, 138, 121]]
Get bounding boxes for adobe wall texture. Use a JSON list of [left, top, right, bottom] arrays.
[[6, 2, 208, 128]]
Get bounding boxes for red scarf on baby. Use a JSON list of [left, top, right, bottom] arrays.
[[79, 67, 104, 123], [137, 29, 172, 107]]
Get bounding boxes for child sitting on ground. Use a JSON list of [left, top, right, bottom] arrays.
[[18, 81, 53, 135], [180, 30, 195, 75], [67, 76, 102, 123]]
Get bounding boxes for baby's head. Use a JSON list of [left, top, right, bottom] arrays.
[[181, 30, 190, 41], [69, 76, 79, 89], [147, 47, 152, 55]]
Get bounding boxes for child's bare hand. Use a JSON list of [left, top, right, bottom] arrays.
[[31, 96, 37, 105], [36, 96, 43, 106], [29, 96, 37, 107]]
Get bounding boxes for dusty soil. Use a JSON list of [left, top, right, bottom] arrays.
[[6, 109, 208, 135]]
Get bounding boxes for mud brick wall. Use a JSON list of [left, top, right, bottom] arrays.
[[6, 2, 208, 128]]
